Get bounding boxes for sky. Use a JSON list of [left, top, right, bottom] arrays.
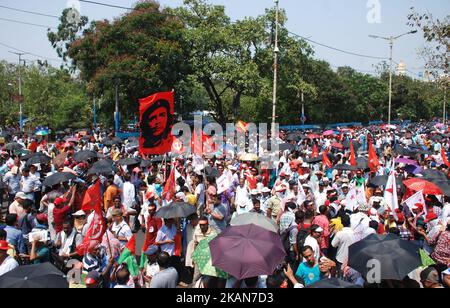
[[0, 0, 448, 78]]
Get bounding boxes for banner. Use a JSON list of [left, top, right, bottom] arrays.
[[139, 92, 174, 155]]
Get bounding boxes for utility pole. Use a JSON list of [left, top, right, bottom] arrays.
[[9, 51, 27, 131], [93, 96, 97, 130], [369, 30, 417, 125], [301, 90, 305, 126], [115, 80, 119, 135], [271, 0, 280, 137]]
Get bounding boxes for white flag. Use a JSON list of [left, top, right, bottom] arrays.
[[384, 169, 399, 218], [192, 155, 204, 173], [217, 170, 233, 194], [346, 187, 358, 212], [297, 179, 307, 206], [404, 190, 427, 214]]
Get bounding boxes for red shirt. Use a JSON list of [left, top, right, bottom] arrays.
[[246, 175, 257, 190], [146, 215, 163, 246], [53, 205, 71, 234]]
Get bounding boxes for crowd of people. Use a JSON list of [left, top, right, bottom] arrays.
[[0, 122, 449, 289]]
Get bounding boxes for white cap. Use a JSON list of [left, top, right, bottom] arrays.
[[15, 192, 29, 200], [315, 226, 324, 232], [175, 192, 187, 202], [369, 208, 378, 216], [261, 187, 271, 193], [228, 165, 237, 171], [301, 162, 309, 168], [73, 210, 86, 217], [341, 184, 349, 188], [251, 189, 260, 195]]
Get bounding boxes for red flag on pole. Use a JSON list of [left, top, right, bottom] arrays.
[[350, 141, 357, 166], [76, 199, 105, 256], [322, 151, 333, 169], [81, 180, 102, 212], [162, 166, 176, 201], [312, 144, 319, 158], [368, 142, 380, 172], [139, 91, 174, 155], [441, 148, 450, 168]]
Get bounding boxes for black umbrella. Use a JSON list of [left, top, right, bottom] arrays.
[[305, 153, 335, 164], [5, 142, 23, 151], [205, 166, 220, 178], [117, 157, 140, 166], [26, 154, 52, 166], [421, 169, 448, 181], [434, 180, 450, 197], [356, 157, 368, 169], [348, 234, 421, 281], [103, 137, 122, 146], [0, 262, 68, 288], [286, 132, 304, 142], [73, 150, 98, 162], [279, 143, 295, 151], [88, 159, 116, 175], [155, 202, 196, 219], [342, 140, 361, 150], [151, 156, 164, 163], [43, 172, 77, 187], [140, 160, 152, 168], [307, 277, 362, 289], [369, 175, 403, 187], [334, 164, 358, 171]]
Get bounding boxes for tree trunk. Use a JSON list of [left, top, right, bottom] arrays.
[[202, 77, 226, 126], [232, 90, 241, 122]]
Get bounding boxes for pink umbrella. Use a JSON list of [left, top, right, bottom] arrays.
[[65, 137, 79, 143], [396, 158, 418, 165], [323, 130, 335, 136]]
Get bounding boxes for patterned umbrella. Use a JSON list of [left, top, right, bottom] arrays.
[[192, 235, 228, 279]]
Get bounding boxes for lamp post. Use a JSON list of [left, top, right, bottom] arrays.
[[369, 30, 417, 125], [271, 0, 280, 137], [8, 51, 27, 131]]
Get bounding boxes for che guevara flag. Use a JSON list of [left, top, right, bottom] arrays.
[[139, 91, 174, 155], [350, 140, 357, 167], [441, 147, 450, 168]]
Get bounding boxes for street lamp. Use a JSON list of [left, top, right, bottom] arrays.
[[8, 51, 27, 131], [271, 0, 280, 137], [369, 30, 417, 125]]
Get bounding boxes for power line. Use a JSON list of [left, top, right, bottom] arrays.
[[287, 30, 389, 61], [0, 4, 59, 19], [0, 41, 63, 64], [79, 0, 135, 11], [78, 0, 177, 17], [0, 17, 57, 29]]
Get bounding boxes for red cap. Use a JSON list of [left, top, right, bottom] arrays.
[[413, 203, 424, 212], [396, 213, 405, 223], [424, 212, 438, 223], [54, 197, 67, 207], [0, 240, 9, 251], [36, 213, 48, 223], [145, 191, 155, 200]]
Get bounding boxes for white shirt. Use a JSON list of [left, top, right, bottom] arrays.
[[235, 186, 250, 207], [331, 227, 355, 264], [121, 181, 135, 210], [195, 183, 205, 206], [0, 256, 19, 276], [304, 235, 321, 263], [111, 220, 132, 248]]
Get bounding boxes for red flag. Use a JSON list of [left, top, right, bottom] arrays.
[[75, 203, 105, 256], [191, 129, 203, 155], [125, 234, 136, 256], [312, 144, 319, 158], [81, 181, 102, 212], [172, 137, 185, 155], [139, 91, 174, 155], [162, 167, 176, 201], [368, 142, 380, 172], [441, 148, 450, 168], [322, 151, 333, 169], [350, 141, 357, 166]]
